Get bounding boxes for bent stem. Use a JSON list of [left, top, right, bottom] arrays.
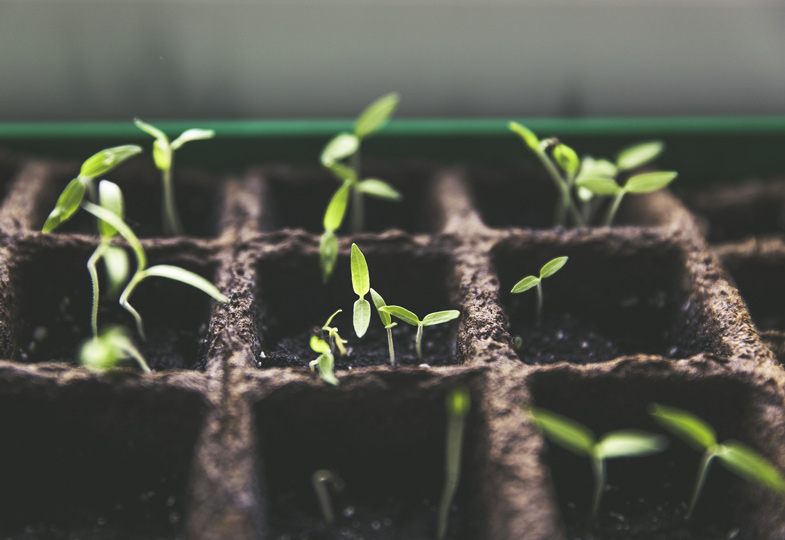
[[591, 454, 606, 517], [312, 470, 344, 525], [603, 190, 626, 226], [536, 149, 583, 227], [119, 273, 146, 340], [87, 241, 110, 338], [121, 339, 152, 373], [162, 166, 183, 236], [687, 449, 715, 520]]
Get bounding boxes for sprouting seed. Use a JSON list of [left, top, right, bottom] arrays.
[[378, 306, 460, 359], [321, 310, 348, 356], [436, 387, 471, 540], [309, 335, 339, 386], [511, 256, 568, 328], [312, 469, 344, 525]]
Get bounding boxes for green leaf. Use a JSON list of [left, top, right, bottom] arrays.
[[353, 298, 371, 338], [321, 133, 359, 166], [596, 430, 668, 459], [80, 145, 142, 179], [310, 335, 331, 354], [511, 275, 539, 294], [446, 387, 471, 418], [540, 256, 568, 279], [81, 201, 146, 270], [323, 181, 351, 232], [576, 176, 622, 196], [378, 305, 421, 327], [134, 118, 168, 142], [97, 180, 124, 239], [553, 144, 580, 176], [625, 171, 678, 194], [509, 122, 540, 152], [80, 326, 149, 373], [356, 179, 402, 201], [317, 352, 339, 386], [616, 140, 664, 171], [370, 288, 391, 326], [350, 243, 370, 297], [103, 245, 130, 298], [320, 231, 339, 283], [529, 408, 595, 456], [355, 92, 400, 138], [171, 128, 215, 150], [422, 310, 460, 326], [140, 265, 229, 303], [42, 178, 86, 233], [649, 404, 717, 451], [152, 139, 172, 171], [579, 157, 618, 180], [717, 442, 785, 492], [326, 162, 358, 183]]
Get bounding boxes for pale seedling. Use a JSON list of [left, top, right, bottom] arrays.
[[649, 403, 785, 520], [312, 469, 344, 526], [436, 386, 470, 540], [309, 335, 339, 386], [576, 171, 677, 227], [511, 256, 568, 328], [350, 243, 371, 338], [370, 288, 397, 366], [79, 325, 150, 374], [529, 407, 667, 516], [134, 118, 215, 236], [321, 310, 348, 356], [378, 306, 460, 359]]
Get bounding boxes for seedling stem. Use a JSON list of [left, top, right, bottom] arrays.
[[511, 256, 568, 328], [437, 387, 470, 539], [312, 469, 344, 525], [378, 306, 460, 360]]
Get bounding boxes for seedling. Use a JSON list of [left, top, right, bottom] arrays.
[[350, 243, 371, 338], [511, 256, 568, 328], [529, 407, 667, 516], [320, 181, 350, 283], [576, 170, 677, 226], [370, 288, 397, 366], [42, 145, 142, 232], [134, 118, 215, 236], [321, 310, 348, 356], [312, 469, 344, 526], [649, 403, 785, 519], [79, 325, 150, 373], [309, 335, 339, 386], [377, 306, 459, 359], [436, 387, 471, 540]]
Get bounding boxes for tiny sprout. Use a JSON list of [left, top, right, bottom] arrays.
[[321, 310, 348, 356], [370, 288, 397, 366], [576, 171, 677, 227], [350, 244, 371, 338], [79, 326, 150, 373], [378, 306, 459, 359], [135, 118, 215, 236], [649, 404, 785, 519], [436, 387, 471, 540], [312, 469, 344, 526], [309, 336, 339, 386], [616, 140, 664, 171], [511, 256, 568, 328], [529, 407, 667, 516]]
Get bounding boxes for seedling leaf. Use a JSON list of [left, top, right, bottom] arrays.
[[616, 140, 664, 171], [320, 231, 339, 283], [422, 310, 460, 326], [379, 305, 420, 327], [321, 133, 359, 166], [625, 171, 678, 194], [370, 288, 391, 326], [356, 179, 402, 200], [597, 431, 668, 459], [353, 298, 371, 338], [317, 353, 339, 386], [80, 326, 150, 373], [578, 157, 618, 180], [323, 181, 351, 232], [80, 145, 142, 179], [529, 408, 595, 456], [310, 335, 331, 355], [81, 202, 146, 269], [355, 92, 400, 138], [133, 118, 168, 142], [97, 180, 124, 239], [43, 178, 86, 232], [511, 275, 539, 294], [152, 139, 172, 171], [509, 122, 539, 152], [350, 243, 370, 297], [141, 265, 229, 303], [553, 144, 579, 176], [718, 442, 785, 492], [103, 245, 130, 297], [649, 403, 717, 451], [576, 176, 621, 196], [171, 128, 215, 150], [540, 256, 568, 279]]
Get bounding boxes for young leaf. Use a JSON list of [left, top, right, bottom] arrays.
[[317, 353, 339, 386], [717, 442, 785, 492], [353, 298, 371, 338], [80, 326, 150, 373], [370, 288, 391, 327], [350, 243, 370, 297], [140, 265, 229, 303], [171, 128, 215, 150], [320, 133, 359, 166], [553, 144, 580, 176], [133, 118, 168, 143], [509, 122, 540, 152], [323, 181, 351, 232], [578, 157, 618, 180], [323, 309, 342, 329], [320, 231, 339, 283], [378, 305, 420, 327], [152, 138, 172, 171], [103, 245, 130, 297], [81, 202, 146, 269], [649, 404, 717, 451], [310, 335, 332, 355], [97, 180, 124, 239], [356, 179, 402, 201], [79, 145, 142, 179], [529, 408, 595, 456], [616, 140, 664, 171], [43, 178, 86, 233], [596, 431, 668, 459], [511, 275, 539, 294], [625, 171, 678, 194], [540, 256, 568, 279], [576, 176, 622, 196], [355, 92, 400, 138], [422, 310, 460, 326]]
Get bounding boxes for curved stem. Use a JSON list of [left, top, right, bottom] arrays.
[[536, 151, 584, 227], [162, 165, 183, 236], [603, 190, 626, 227], [312, 470, 344, 525], [436, 407, 467, 539], [119, 341, 152, 373], [416, 324, 423, 359], [686, 450, 715, 520], [87, 241, 109, 338], [119, 272, 146, 340], [591, 454, 606, 517]]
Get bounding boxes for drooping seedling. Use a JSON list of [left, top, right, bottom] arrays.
[[576, 170, 677, 226], [309, 335, 339, 386], [649, 404, 785, 519], [378, 305, 460, 360], [528, 407, 667, 516], [511, 256, 568, 328], [134, 118, 215, 236], [436, 386, 471, 540], [350, 243, 371, 338], [321, 310, 348, 356], [312, 469, 344, 526], [370, 288, 397, 366], [79, 325, 150, 374]]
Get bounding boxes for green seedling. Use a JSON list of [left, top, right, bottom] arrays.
[[312, 469, 344, 525], [436, 387, 471, 540], [529, 407, 667, 516], [370, 288, 397, 366], [378, 306, 460, 359], [511, 256, 568, 328], [42, 145, 142, 232], [320, 181, 350, 283], [321, 310, 348, 356], [80, 201, 228, 340], [576, 170, 677, 226], [79, 325, 150, 373], [350, 243, 371, 338], [649, 404, 785, 519], [134, 118, 215, 236], [309, 335, 339, 386]]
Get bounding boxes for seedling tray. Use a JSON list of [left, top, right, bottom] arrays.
[[1, 118, 785, 540]]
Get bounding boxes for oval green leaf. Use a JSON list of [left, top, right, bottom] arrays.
[[717, 441, 785, 492], [529, 408, 595, 456], [576, 176, 621, 196], [370, 288, 391, 326], [649, 404, 716, 451], [353, 297, 371, 338], [422, 310, 460, 327], [356, 179, 402, 201], [616, 140, 664, 171], [152, 138, 172, 171], [553, 144, 580, 176], [134, 118, 168, 142], [355, 92, 400, 138], [80, 145, 143, 179], [580, 157, 618, 179], [140, 264, 229, 303], [509, 122, 540, 152], [82, 201, 146, 270], [317, 352, 340, 386], [597, 430, 668, 460], [42, 178, 86, 233], [350, 243, 370, 297], [320, 231, 339, 283], [540, 256, 568, 279], [103, 245, 130, 297], [323, 181, 351, 232], [310, 335, 331, 354], [378, 305, 420, 327], [511, 275, 539, 294], [625, 171, 678, 194], [97, 180, 124, 239], [321, 133, 359, 166], [171, 128, 215, 150]]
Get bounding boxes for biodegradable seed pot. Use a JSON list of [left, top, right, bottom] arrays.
[[2, 122, 785, 540]]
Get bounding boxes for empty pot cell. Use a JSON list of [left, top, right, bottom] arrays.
[[263, 163, 435, 234], [254, 372, 488, 539], [8, 240, 221, 370], [0, 377, 205, 539], [255, 245, 461, 368], [493, 237, 699, 364], [528, 366, 784, 540]]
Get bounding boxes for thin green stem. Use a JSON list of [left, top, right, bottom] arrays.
[[535, 281, 543, 328], [120, 341, 152, 373], [416, 324, 423, 359], [312, 470, 343, 525], [603, 190, 626, 227], [591, 454, 606, 517], [87, 241, 109, 337], [536, 150, 584, 227], [162, 165, 183, 236], [387, 327, 395, 366], [686, 449, 716, 520], [436, 412, 466, 539], [119, 272, 146, 340]]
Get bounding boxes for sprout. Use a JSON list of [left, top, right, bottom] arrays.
[[616, 140, 664, 171], [134, 118, 215, 236], [510, 256, 568, 328], [529, 407, 667, 516], [312, 469, 344, 526], [378, 306, 459, 359], [350, 243, 371, 338], [79, 325, 150, 374], [309, 335, 339, 386], [321, 310, 348, 356], [370, 288, 397, 366], [436, 387, 471, 540], [649, 404, 785, 519], [576, 171, 677, 227]]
